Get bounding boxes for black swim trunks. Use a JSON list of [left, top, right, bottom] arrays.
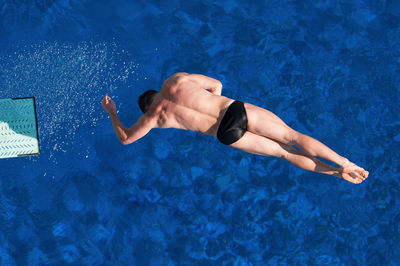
[[217, 101, 248, 145]]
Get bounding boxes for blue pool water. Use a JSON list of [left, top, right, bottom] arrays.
[[0, 0, 399, 264]]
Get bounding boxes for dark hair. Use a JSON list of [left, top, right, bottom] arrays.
[[138, 90, 158, 113]]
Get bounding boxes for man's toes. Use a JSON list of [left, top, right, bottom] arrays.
[[360, 171, 365, 178], [351, 177, 362, 184], [357, 169, 367, 178], [353, 172, 366, 182]]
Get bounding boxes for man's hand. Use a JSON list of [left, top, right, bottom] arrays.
[[102, 94, 117, 115], [102, 94, 155, 145]]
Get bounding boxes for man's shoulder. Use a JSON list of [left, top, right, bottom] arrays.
[[171, 72, 189, 77], [137, 111, 158, 128], [165, 72, 189, 84], [161, 73, 190, 94]]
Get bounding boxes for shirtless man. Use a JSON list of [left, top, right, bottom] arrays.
[[102, 73, 369, 184]]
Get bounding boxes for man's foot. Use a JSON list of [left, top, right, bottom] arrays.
[[339, 159, 369, 184]]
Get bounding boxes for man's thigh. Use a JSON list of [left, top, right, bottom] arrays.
[[244, 103, 296, 144], [229, 131, 293, 158]]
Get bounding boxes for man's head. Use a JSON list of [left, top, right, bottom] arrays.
[[138, 90, 158, 113]]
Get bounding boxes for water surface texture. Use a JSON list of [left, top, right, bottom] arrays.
[[0, 0, 399, 265]]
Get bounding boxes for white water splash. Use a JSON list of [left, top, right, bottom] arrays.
[[0, 41, 138, 160]]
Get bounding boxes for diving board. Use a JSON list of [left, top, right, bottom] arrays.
[[0, 97, 40, 158]]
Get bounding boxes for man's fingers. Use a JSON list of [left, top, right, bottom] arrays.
[[102, 94, 113, 107], [103, 95, 110, 103]]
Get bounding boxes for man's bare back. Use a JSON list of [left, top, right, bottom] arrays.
[[147, 72, 235, 137], [102, 73, 369, 184]]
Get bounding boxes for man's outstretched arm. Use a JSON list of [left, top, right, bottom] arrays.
[[109, 113, 155, 145], [102, 94, 155, 145]]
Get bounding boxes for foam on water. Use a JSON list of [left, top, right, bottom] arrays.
[[0, 42, 137, 161]]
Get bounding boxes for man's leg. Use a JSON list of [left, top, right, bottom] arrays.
[[229, 131, 366, 183], [243, 103, 369, 178], [290, 132, 348, 165]]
